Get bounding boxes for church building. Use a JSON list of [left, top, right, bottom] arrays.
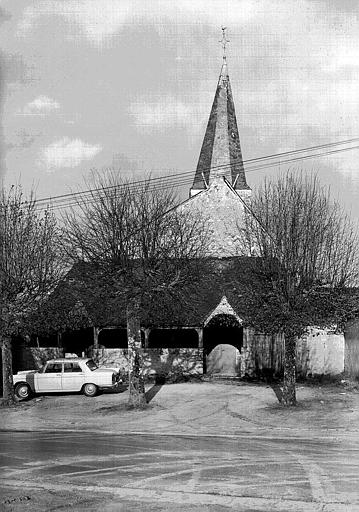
[[14, 36, 346, 381]]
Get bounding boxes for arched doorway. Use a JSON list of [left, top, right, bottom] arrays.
[[203, 314, 243, 376]]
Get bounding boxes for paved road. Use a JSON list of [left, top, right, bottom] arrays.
[[1, 430, 359, 511]]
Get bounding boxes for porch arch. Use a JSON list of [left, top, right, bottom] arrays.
[[203, 313, 243, 375]]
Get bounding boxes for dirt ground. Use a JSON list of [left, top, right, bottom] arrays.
[[1, 379, 359, 437]]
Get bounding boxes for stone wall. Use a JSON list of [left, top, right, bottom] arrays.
[[90, 347, 203, 380], [178, 178, 250, 257], [91, 348, 129, 373]]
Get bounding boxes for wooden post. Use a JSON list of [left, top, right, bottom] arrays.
[[196, 328, 203, 348], [143, 328, 150, 349], [241, 328, 249, 378]]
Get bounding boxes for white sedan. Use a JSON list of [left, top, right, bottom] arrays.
[[13, 357, 123, 400]]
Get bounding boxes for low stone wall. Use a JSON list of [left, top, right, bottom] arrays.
[[90, 347, 203, 380], [90, 348, 129, 374]]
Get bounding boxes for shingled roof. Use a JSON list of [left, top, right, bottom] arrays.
[[191, 57, 250, 195], [38, 257, 263, 332]]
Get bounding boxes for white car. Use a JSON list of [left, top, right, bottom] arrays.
[[13, 357, 123, 400]]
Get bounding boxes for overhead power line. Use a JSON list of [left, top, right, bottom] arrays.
[[33, 137, 359, 212], [34, 136, 359, 205], [36, 142, 359, 213], [35, 142, 359, 213]]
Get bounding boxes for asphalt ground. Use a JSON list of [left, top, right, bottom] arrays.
[[1, 430, 359, 511], [1, 381, 359, 510]]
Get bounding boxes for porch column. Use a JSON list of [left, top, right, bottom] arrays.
[[196, 328, 203, 349], [143, 328, 151, 349]]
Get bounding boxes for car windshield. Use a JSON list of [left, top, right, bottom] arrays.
[[86, 360, 98, 371]]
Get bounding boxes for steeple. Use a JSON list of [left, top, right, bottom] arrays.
[[190, 29, 250, 197]]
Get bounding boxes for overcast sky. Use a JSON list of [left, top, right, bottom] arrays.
[[1, 0, 359, 217]]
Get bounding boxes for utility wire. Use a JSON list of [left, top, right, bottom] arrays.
[[34, 136, 359, 209], [35, 142, 359, 209], [34, 141, 359, 213], [35, 138, 359, 210], [36, 137, 359, 203], [37, 143, 359, 213], [36, 146, 359, 213]]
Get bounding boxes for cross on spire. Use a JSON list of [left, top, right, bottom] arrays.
[[219, 26, 229, 59]]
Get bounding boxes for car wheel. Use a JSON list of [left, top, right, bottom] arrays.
[[15, 383, 32, 400], [83, 383, 98, 397]]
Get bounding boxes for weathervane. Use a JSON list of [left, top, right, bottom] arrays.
[[219, 26, 229, 59]]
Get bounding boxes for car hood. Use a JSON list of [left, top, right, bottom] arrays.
[[16, 370, 38, 375]]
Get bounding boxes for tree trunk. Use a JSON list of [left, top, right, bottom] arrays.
[[282, 334, 296, 406], [1, 336, 16, 405], [127, 300, 146, 408]]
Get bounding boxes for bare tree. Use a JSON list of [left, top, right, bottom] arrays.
[[0, 186, 64, 405], [63, 171, 207, 408], [244, 172, 359, 406]]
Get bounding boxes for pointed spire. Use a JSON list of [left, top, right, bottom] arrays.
[[190, 29, 250, 197]]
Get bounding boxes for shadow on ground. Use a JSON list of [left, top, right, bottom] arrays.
[[95, 381, 165, 414], [145, 382, 164, 403], [269, 382, 284, 403]]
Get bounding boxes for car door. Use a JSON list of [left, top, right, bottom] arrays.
[[62, 362, 85, 391], [36, 362, 63, 392]]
